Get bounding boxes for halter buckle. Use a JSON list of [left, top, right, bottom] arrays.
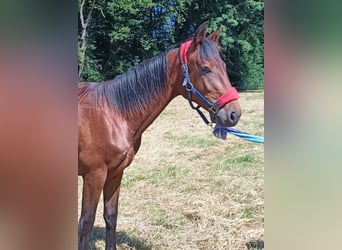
[[209, 103, 219, 114], [181, 63, 190, 86]]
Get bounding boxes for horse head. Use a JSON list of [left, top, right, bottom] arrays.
[[180, 21, 241, 127]]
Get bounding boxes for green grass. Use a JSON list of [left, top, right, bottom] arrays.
[[219, 154, 257, 171], [149, 165, 189, 185], [163, 131, 176, 140], [243, 207, 254, 219], [148, 203, 168, 226], [121, 174, 146, 188], [122, 165, 190, 187], [244, 92, 264, 100], [164, 132, 219, 148], [159, 110, 177, 117], [180, 135, 219, 148]]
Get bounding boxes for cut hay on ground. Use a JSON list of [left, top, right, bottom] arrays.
[[78, 91, 264, 250]]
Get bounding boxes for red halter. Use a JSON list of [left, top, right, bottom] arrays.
[[179, 39, 239, 110], [215, 87, 239, 109], [180, 39, 192, 65]]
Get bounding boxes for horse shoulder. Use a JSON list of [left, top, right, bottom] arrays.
[[78, 105, 133, 174]]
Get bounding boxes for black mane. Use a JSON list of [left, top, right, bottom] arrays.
[[86, 51, 169, 118], [82, 38, 220, 118]]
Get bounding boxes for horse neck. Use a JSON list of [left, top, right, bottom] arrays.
[[131, 49, 183, 138]]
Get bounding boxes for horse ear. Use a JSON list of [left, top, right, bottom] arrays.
[[208, 24, 221, 44], [188, 21, 209, 54]]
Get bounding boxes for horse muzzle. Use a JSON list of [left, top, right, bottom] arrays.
[[211, 101, 241, 127], [210, 87, 241, 127]]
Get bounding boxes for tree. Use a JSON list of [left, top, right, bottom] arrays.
[[78, 0, 264, 90], [78, 0, 96, 79]]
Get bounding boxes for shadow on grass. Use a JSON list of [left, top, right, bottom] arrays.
[[86, 226, 152, 250], [246, 239, 264, 249]]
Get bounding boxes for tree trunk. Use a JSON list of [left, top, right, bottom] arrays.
[[78, 0, 96, 80]]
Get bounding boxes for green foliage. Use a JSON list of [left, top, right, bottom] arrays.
[[82, 44, 103, 81], [207, 0, 264, 90], [78, 0, 264, 90]]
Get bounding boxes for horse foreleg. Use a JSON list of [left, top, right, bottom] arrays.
[[103, 171, 124, 250], [79, 168, 107, 250]]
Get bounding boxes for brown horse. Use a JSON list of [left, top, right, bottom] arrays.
[[78, 21, 241, 250]]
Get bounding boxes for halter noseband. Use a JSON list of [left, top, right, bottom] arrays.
[[179, 39, 239, 126]]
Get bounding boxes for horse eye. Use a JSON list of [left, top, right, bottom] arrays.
[[201, 66, 212, 74]]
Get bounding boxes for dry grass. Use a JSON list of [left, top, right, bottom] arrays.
[[78, 91, 264, 250]]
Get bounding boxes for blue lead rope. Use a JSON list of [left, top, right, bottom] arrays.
[[213, 125, 264, 144]]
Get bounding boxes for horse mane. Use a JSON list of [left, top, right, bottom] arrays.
[[83, 50, 170, 118], [80, 38, 220, 118]]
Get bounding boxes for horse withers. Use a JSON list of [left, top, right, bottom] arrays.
[[78, 21, 241, 250]]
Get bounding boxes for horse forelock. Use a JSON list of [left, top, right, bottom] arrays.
[[198, 38, 221, 61]]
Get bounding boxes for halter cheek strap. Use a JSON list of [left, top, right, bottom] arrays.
[[179, 39, 239, 125]]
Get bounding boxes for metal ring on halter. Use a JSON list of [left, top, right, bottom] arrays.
[[185, 83, 193, 91]]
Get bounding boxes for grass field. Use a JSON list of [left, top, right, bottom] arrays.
[[78, 91, 264, 250]]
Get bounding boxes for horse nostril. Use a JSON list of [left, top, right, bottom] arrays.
[[230, 110, 237, 122], [216, 108, 240, 127]]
